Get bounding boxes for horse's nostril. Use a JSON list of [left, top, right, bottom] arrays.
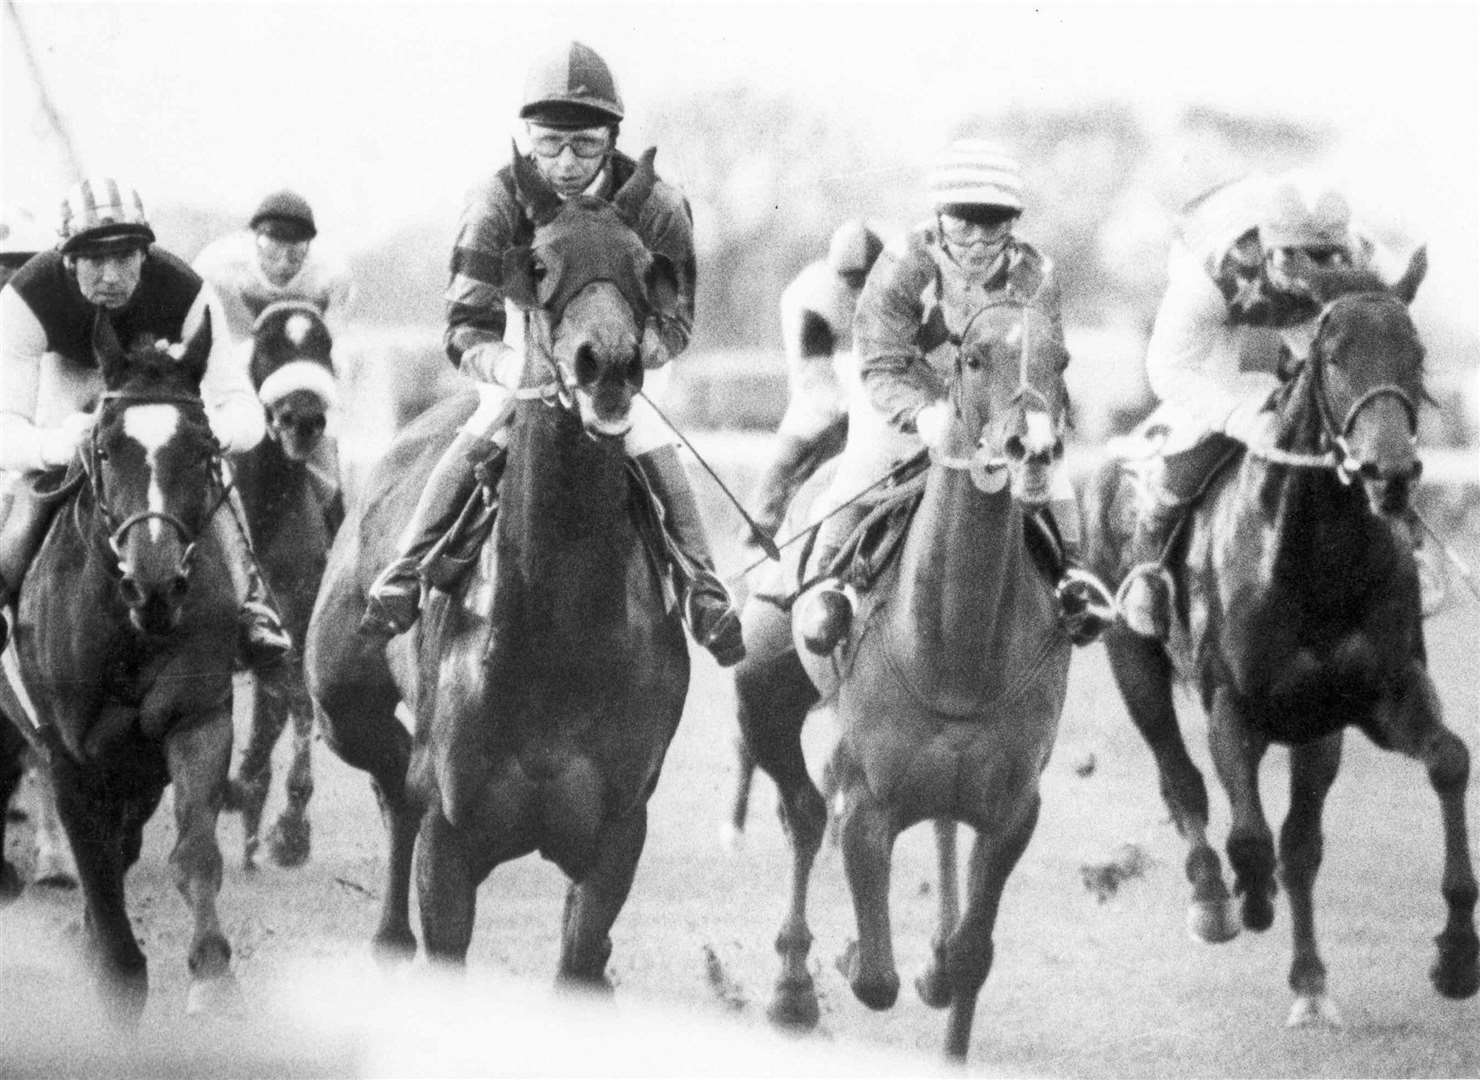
[[1005, 436, 1026, 462], [169, 575, 190, 600], [574, 345, 598, 387], [118, 577, 144, 607]]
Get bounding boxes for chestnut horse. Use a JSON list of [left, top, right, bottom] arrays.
[[305, 147, 690, 981], [735, 297, 1076, 1059], [224, 301, 342, 870], [0, 314, 241, 1021], [1081, 255, 1477, 1025]]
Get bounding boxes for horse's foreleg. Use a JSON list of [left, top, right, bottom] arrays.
[[165, 710, 239, 1016], [557, 806, 648, 990], [736, 639, 827, 1028], [1281, 733, 1343, 1027], [937, 795, 1042, 1061], [230, 681, 284, 872], [1209, 690, 1275, 932], [1376, 664, 1479, 1000], [1105, 631, 1233, 941], [416, 805, 477, 966], [266, 670, 314, 868], [916, 819, 961, 1010], [836, 786, 899, 1011], [28, 754, 78, 888], [51, 760, 147, 1024], [720, 729, 757, 852]]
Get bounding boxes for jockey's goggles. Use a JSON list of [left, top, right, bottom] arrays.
[[938, 215, 1013, 248], [529, 131, 611, 160]]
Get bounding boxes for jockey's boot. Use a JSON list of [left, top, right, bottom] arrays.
[[796, 502, 869, 655], [0, 479, 63, 653], [1114, 494, 1183, 641], [212, 489, 294, 670], [1033, 503, 1117, 647], [360, 428, 506, 639], [633, 446, 746, 667]]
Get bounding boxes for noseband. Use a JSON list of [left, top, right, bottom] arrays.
[[88, 390, 227, 569]]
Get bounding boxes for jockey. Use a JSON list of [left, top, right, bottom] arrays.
[[0, 178, 293, 665], [743, 219, 884, 546], [797, 138, 1115, 655], [358, 40, 746, 667], [192, 190, 355, 342], [1116, 171, 1413, 640], [193, 191, 352, 514]]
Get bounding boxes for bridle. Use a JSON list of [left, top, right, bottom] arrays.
[[935, 296, 1063, 477], [87, 390, 228, 570], [1249, 292, 1420, 484]]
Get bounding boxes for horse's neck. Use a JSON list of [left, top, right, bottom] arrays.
[[1247, 379, 1393, 581], [890, 467, 1050, 673], [497, 404, 631, 583]]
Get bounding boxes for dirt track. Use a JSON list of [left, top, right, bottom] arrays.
[[2, 494, 1478, 1078]]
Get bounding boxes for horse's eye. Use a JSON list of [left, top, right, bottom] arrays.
[[964, 352, 983, 370]]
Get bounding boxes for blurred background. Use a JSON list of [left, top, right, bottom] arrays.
[[4, 0, 1477, 451]]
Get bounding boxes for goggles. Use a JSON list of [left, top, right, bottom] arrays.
[[529, 131, 611, 160], [939, 215, 1013, 248]]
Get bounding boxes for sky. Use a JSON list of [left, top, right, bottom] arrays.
[[3, 0, 1478, 335]]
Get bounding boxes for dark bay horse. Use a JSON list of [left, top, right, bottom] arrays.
[[305, 147, 690, 980], [224, 300, 342, 870], [0, 314, 242, 1021], [1081, 254, 1478, 1026], [735, 298, 1076, 1059]]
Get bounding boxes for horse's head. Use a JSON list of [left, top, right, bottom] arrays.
[[1292, 249, 1428, 517], [250, 301, 336, 461], [949, 299, 1071, 506], [501, 144, 683, 438], [91, 312, 223, 636]]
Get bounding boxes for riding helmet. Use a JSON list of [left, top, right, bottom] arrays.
[[520, 40, 625, 129], [57, 178, 155, 255], [250, 190, 318, 242]]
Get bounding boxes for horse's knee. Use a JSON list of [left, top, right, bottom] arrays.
[[1427, 731, 1470, 796]]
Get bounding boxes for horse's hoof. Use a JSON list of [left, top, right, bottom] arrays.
[[186, 972, 244, 1018], [915, 967, 953, 1010], [1241, 890, 1276, 933], [0, 861, 23, 905], [268, 815, 311, 868], [372, 928, 418, 968], [1431, 929, 1480, 999], [836, 941, 898, 1011], [1286, 992, 1342, 1028], [1186, 900, 1240, 944], [767, 979, 820, 1030]]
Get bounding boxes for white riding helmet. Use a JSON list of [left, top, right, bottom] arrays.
[[927, 139, 1025, 212], [1259, 173, 1352, 251], [57, 177, 155, 255]]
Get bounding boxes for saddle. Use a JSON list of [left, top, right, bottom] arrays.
[[415, 460, 680, 615]]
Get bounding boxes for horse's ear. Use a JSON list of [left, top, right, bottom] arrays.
[[1391, 245, 1427, 305], [612, 147, 657, 226], [93, 312, 129, 386], [178, 308, 212, 385], [511, 140, 562, 227], [645, 252, 681, 322], [500, 245, 544, 309]]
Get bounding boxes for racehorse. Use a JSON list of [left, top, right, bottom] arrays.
[[1080, 254, 1478, 1026], [224, 301, 342, 870], [305, 146, 690, 980], [0, 314, 242, 1021], [734, 297, 1076, 1059]]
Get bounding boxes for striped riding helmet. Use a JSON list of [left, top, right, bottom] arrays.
[[521, 40, 625, 127], [58, 178, 155, 255], [926, 139, 1026, 212]]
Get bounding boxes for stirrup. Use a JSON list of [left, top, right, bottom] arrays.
[[683, 574, 746, 667], [797, 578, 857, 655], [1057, 568, 1118, 647], [1114, 563, 1175, 640]]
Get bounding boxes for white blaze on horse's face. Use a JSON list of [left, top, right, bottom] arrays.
[[123, 404, 182, 542]]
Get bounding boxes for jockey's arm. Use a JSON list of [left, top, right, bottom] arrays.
[[855, 246, 946, 435], [1145, 251, 1280, 436], [190, 240, 256, 345], [444, 187, 523, 387], [192, 283, 266, 455], [0, 286, 92, 472]]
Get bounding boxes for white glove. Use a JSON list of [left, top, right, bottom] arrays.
[[38, 411, 96, 468], [914, 400, 952, 450], [1223, 401, 1281, 449], [459, 342, 522, 387]]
